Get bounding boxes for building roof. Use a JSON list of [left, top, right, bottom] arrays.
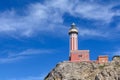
[[70, 23, 77, 29], [68, 23, 78, 34]]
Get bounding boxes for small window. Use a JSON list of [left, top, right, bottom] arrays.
[[78, 55, 82, 57]]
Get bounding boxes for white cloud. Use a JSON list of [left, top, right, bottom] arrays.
[[0, 2, 65, 37], [0, 49, 54, 63], [112, 50, 120, 56], [48, 0, 120, 22], [0, 0, 119, 38], [79, 28, 108, 38], [9, 74, 45, 80], [73, 4, 114, 22], [0, 56, 24, 63], [9, 49, 54, 57]]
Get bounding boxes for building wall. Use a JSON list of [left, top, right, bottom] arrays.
[[70, 50, 89, 62], [97, 56, 108, 64]]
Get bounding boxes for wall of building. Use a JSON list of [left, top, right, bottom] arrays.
[[69, 51, 108, 64], [70, 50, 89, 62], [97, 56, 108, 64]]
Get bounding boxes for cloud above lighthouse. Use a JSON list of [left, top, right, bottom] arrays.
[[0, 0, 120, 39]]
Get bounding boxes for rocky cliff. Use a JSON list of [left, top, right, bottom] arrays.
[[45, 56, 120, 80]]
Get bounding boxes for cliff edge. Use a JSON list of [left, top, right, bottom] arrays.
[[45, 56, 120, 80]]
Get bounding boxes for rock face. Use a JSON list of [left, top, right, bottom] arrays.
[[45, 56, 120, 80]]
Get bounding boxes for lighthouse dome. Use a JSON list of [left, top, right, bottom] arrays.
[[69, 23, 78, 35]]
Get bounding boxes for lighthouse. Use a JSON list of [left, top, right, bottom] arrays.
[[68, 23, 108, 63], [68, 23, 90, 62], [69, 23, 78, 51]]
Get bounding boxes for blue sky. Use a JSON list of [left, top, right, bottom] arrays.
[[0, 0, 120, 80]]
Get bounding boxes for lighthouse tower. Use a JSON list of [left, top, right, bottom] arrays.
[[68, 23, 90, 62], [69, 23, 78, 51], [68, 23, 108, 63]]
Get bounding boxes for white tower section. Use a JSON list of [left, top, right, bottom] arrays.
[[69, 23, 78, 51]]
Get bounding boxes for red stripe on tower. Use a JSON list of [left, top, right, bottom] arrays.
[[73, 37, 74, 50], [71, 38, 73, 50]]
